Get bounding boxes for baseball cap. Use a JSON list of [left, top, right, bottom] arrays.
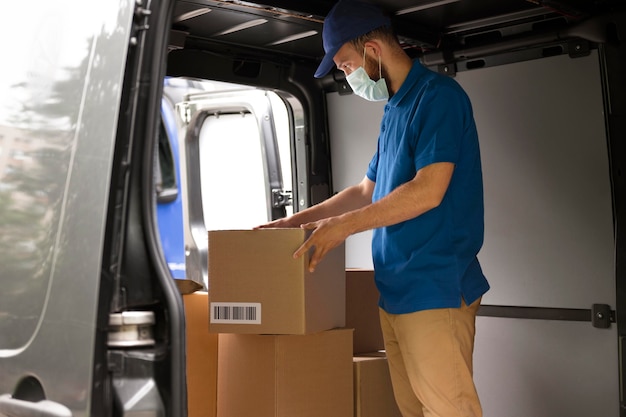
[[314, 0, 391, 78]]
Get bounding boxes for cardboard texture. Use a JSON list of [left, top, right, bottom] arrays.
[[346, 269, 385, 354], [176, 278, 204, 295], [217, 329, 354, 417], [353, 354, 402, 417], [208, 228, 345, 334], [183, 292, 218, 417]]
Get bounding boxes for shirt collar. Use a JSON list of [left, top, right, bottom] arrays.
[[387, 60, 428, 108]]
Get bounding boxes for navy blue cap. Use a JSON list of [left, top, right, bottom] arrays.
[[314, 0, 391, 78]]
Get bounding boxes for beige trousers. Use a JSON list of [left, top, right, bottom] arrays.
[[379, 298, 482, 417]]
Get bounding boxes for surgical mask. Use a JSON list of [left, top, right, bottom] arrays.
[[345, 48, 389, 102]]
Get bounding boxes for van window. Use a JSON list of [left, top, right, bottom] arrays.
[[199, 112, 268, 230]]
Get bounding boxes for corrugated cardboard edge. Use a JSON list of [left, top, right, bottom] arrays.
[[176, 278, 204, 295]]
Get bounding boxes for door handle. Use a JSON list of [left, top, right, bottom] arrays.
[[0, 394, 71, 417]]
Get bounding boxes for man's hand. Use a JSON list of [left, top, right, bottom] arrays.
[[254, 216, 300, 229], [293, 216, 351, 272]]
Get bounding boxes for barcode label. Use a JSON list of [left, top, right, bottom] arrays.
[[210, 302, 262, 324]]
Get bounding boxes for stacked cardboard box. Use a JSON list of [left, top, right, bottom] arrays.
[[207, 228, 345, 335], [346, 270, 402, 417], [182, 292, 218, 417], [183, 230, 401, 417], [353, 353, 403, 417], [345, 269, 385, 354], [208, 228, 352, 417], [218, 329, 353, 417]]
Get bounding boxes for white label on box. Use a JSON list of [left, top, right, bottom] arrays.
[[210, 302, 262, 324]]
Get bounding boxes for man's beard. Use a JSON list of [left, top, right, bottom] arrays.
[[364, 53, 388, 82]]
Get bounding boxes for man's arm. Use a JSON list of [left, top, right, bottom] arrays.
[[340, 161, 454, 233], [257, 175, 374, 228], [296, 162, 454, 271]]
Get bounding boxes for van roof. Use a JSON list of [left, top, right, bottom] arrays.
[[171, 0, 624, 72]]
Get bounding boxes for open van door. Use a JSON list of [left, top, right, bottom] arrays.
[[0, 0, 187, 416], [175, 88, 292, 288], [0, 1, 140, 415]]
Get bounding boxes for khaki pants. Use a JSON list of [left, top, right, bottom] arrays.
[[379, 299, 482, 417]]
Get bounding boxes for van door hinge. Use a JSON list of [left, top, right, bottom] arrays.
[[592, 304, 614, 329], [129, 0, 152, 46], [108, 311, 156, 347]]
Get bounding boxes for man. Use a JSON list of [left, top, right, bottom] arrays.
[[260, 0, 489, 415]]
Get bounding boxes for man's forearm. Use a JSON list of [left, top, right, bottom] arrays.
[[339, 162, 454, 235], [291, 182, 372, 225]]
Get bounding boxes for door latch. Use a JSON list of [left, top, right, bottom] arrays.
[[272, 189, 292, 208], [592, 304, 614, 329]]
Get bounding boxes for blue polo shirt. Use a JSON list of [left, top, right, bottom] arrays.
[[366, 60, 490, 314]]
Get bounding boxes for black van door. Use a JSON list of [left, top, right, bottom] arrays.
[[0, 0, 187, 416]]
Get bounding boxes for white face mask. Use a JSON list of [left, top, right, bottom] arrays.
[[345, 49, 389, 102]]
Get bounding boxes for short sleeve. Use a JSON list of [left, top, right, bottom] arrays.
[[412, 84, 470, 171], [366, 149, 378, 182]]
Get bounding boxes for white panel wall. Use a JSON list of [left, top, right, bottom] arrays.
[[457, 52, 614, 308], [328, 94, 383, 269]]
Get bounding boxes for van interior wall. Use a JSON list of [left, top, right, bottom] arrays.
[[327, 50, 618, 416]]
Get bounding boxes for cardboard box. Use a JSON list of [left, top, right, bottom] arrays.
[[346, 269, 385, 354], [217, 329, 354, 417], [353, 354, 402, 417], [183, 292, 218, 417], [208, 228, 345, 334]]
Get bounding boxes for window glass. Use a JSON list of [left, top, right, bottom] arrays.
[[198, 112, 268, 230]]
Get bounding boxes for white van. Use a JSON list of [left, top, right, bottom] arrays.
[[0, 1, 625, 416]]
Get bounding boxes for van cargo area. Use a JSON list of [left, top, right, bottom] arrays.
[[1, 1, 626, 417]]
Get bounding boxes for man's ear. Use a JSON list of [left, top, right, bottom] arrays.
[[363, 40, 383, 58]]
